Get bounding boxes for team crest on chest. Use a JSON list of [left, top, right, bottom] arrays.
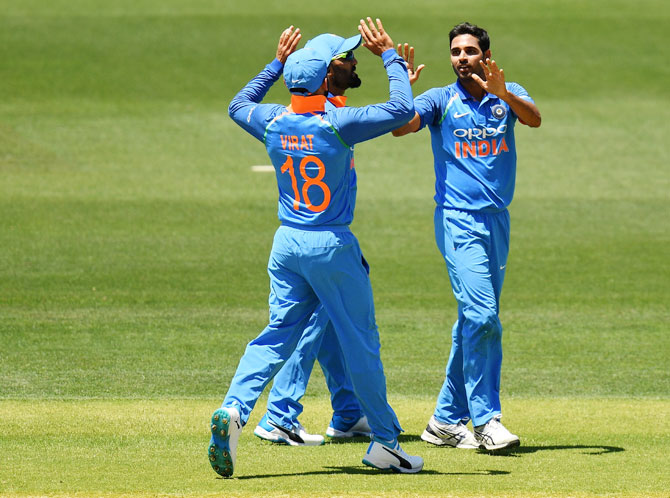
[[491, 104, 506, 120]]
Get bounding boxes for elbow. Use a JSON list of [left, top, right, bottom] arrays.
[[528, 107, 542, 128], [521, 112, 541, 128], [530, 113, 542, 128], [228, 93, 245, 119], [395, 105, 415, 126], [227, 100, 237, 119], [401, 102, 415, 121]]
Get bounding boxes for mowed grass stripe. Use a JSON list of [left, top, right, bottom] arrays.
[[1, 398, 668, 497]]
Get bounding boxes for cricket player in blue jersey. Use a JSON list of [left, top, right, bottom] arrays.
[[393, 22, 541, 451], [253, 32, 374, 447], [208, 18, 424, 477]]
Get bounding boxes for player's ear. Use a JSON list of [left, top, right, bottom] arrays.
[[484, 49, 492, 60], [317, 77, 328, 95]]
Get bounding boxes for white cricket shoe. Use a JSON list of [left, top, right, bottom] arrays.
[[420, 415, 479, 448], [326, 415, 372, 438], [253, 414, 324, 446], [208, 406, 243, 477], [362, 437, 423, 473], [474, 415, 520, 451]]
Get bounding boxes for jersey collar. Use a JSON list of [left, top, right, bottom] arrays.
[[288, 95, 327, 114], [327, 94, 347, 108], [455, 79, 497, 103], [455, 80, 477, 101]]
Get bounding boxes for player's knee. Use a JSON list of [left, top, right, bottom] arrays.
[[464, 307, 501, 337]]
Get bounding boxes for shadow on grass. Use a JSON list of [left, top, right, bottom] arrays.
[[479, 444, 625, 457], [326, 434, 423, 445], [227, 467, 510, 480]]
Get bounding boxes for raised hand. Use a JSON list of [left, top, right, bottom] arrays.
[[397, 43, 425, 85], [358, 17, 394, 56], [276, 26, 301, 64], [471, 58, 508, 98]]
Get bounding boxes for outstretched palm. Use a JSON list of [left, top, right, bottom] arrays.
[[472, 58, 507, 98], [396, 43, 425, 85]]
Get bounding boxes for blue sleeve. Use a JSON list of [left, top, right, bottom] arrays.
[[228, 59, 287, 142], [506, 82, 534, 103], [329, 49, 414, 146], [504, 82, 534, 121], [414, 87, 447, 130]]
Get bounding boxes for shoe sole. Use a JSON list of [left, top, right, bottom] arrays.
[[362, 458, 423, 474], [421, 428, 479, 449], [253, 425, 284, 444], [209, 409, 234, 477], [478, 439, 521, 452], [254, 426, 324, 446], [326, 428, 372, 438]]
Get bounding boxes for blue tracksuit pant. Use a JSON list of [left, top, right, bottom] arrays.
[[433, 206, 510, 427], [265, 308, 362, 430], [222, 225, 401, 441]]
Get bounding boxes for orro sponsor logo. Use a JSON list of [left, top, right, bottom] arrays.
[[453, 124, 507, 140]]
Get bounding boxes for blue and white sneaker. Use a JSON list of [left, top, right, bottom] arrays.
[[326, 415, 372, 438], [421, 415, 479, 448], [253, 414, 324, 446], [362, 436, 423, 473], [474, 415, 520, 451], [208, 406, 242, 477]]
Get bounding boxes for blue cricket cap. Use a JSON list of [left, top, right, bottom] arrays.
[[305, 33, 363, 60], [283, 47, 329, 95]]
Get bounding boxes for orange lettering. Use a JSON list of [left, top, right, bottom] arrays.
[[455, 142, 461, 158], [496, 137, 509, 154], [462, 142, 477, 158], [281, 135, 289, 149], [478, 140, 490, 157], [280, 155, 331, 212], [300, 156, 330, 212], [280, 156, 300, 210]]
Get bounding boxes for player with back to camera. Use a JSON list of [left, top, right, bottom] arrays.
[[208, 18, 424, 477], [253, 31, 376, 447], [393, 22, 541, 451]]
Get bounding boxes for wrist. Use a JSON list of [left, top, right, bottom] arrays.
[[381, 48, 397, 63], [269, 58, 284, 73], [498, 88, 512, 102]]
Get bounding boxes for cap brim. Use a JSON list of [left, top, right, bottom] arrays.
[[339, 34, 362, 53]]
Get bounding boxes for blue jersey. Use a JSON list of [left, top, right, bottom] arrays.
[[229, 50, 413, 227], [415, 80, 534, 212]]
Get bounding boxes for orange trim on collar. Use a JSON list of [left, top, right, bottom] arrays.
[[327, 95, 347, 108], [289, 95, 327, 114]]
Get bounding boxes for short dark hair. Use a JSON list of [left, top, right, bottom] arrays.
[[449, 22, 490, 53]]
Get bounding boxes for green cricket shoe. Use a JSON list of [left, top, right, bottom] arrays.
[[208, 406, 242, 477]]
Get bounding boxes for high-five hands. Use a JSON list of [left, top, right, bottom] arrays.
[[471, 58, 508, 99], [358, 17, 394, 56], [276, 26, 302, 64], [396, 43, 425, 85]]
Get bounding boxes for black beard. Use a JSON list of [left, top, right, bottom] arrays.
[[331, 65, 361, 90]]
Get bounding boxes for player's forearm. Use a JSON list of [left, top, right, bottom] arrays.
[[501, 91, 541, 128], [337, 50, 414, 145], [383, 49, 414, 119], [392, 112, 420, 136]]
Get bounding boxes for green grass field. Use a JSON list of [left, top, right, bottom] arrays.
[[1, 0, 669, 496]]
